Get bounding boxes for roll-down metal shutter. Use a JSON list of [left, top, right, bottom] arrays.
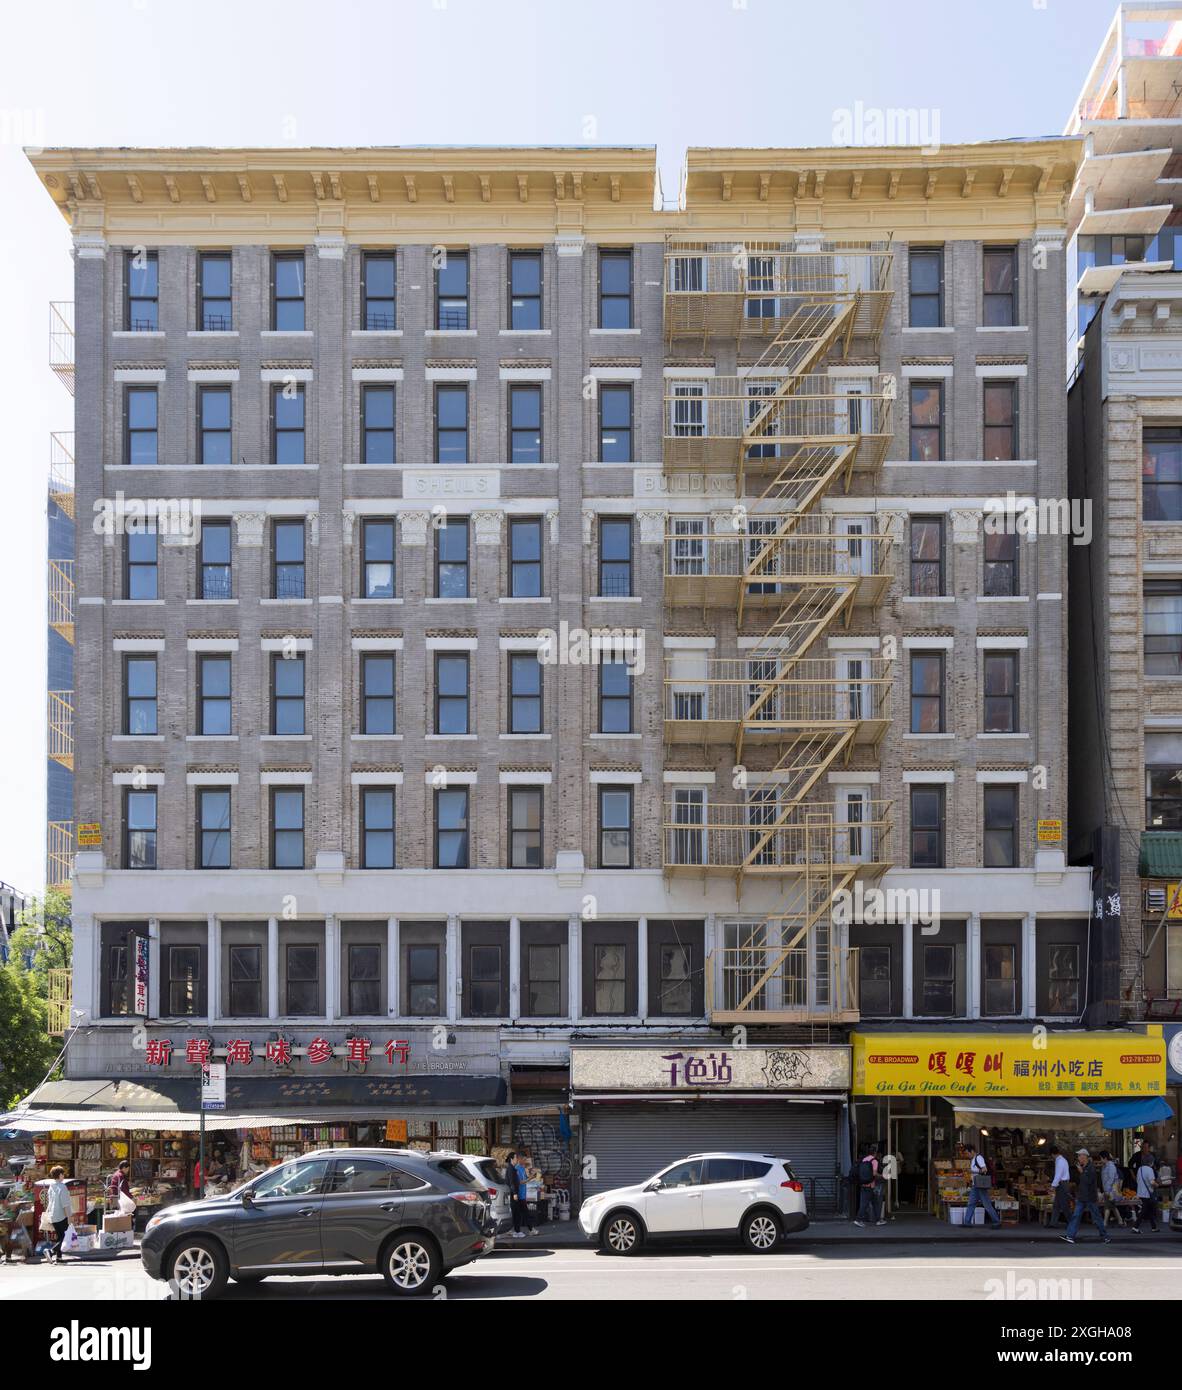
[[580, 1102, 841, 1212]]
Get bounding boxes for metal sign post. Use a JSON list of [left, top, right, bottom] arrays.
[[199, 1063, 226, 1198]]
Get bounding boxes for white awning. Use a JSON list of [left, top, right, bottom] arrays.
[[942, 1096, 1098, 1128], [0, 1104, 559, 1133]]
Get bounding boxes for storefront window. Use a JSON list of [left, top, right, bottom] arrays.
[[527, 944, 562, 1015], [347, 944, 381, 1015], [983, 944, 1016, 1015], [659, 944, 692, 1014], [860, 946, 892, 1014], [1047, 944, 1081, 1014], [228, 945, 261, 1017], [594, 944, 627, 1014], [407, 944, 441, 1016], [168, 946, 201, 1017], [921, 944, 955, 1015]]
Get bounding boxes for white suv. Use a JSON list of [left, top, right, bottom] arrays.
[[579, 1152, 808, 1255]]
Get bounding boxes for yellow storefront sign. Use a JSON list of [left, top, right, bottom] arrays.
[[1036, 819, 1062, 843], [852, 1030, 1166, 1097]]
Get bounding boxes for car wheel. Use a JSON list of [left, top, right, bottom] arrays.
[[600, 1211, 643, 1256], [742, 1210, 782, 1254], [382, 1234, 441, 1296], [168, 1239, 228, 1300]]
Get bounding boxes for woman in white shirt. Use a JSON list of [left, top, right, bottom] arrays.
[[44, 1166, 72, 1263]]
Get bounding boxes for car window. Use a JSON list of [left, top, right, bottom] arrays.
[[705, 1158, 748, 1183], [327, 1159, 403, 1194], [430, 1158, 479, 1187], [475, 1160, 502, 1184], [656, 1160, 702, 1188], [388, 1166, 431, 1193], [251, 1158, 329, 1200]]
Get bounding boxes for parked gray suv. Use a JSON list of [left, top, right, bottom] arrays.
[[140, 1148, 495, 1298]]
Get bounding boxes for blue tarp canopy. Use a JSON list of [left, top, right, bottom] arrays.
[[1086, 1097, 1174, 1130]]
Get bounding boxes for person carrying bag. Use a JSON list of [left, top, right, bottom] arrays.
[[962, 1146, 1002, 1229]]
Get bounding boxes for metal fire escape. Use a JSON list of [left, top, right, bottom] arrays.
[[661, 239, 895, 1023]]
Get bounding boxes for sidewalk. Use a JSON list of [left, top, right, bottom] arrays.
[[511, 1215, 1178, 1247]]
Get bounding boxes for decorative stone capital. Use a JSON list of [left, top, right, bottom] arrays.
[[399, 511, 430, 546], [582, 509, 595, 547], [555, 234, 585, 258], [308, 511, 320, 548], [546, 510, 560, 545], [877, 510, 908, 542], [712, 509, 738, 535], [1033, 228, 1066, 254], [472, 510, 503, 545], [234, 511, 265, 547], [637, 509, 667, 544], [72, 234, 108, 260], [342, 510, 356, 546], [950, 508, 981, 545], [315, 236, 347, 260]]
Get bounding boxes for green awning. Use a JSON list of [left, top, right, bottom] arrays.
[[1139, 832, 1182, 879]]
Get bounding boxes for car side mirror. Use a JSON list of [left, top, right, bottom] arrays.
[[241, 1190, 254, 1207], [645, 1180, 662, 1193]]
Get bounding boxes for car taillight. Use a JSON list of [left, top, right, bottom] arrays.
[[487, 1188, 498, 1199], [448, 1191, 483, 1204], [781, 1180, 804, 1192]]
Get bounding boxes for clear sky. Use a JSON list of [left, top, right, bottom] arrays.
[[0, 0, 1119, 895]]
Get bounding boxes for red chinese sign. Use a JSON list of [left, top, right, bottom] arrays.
[[147, 1037, 411, 1067]]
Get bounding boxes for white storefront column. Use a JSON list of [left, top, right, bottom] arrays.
[[509, 916, 521, 1021], [1022, 914, 1037, 1018], [446, 915, 459, 1023], [902, 919, 914, 1018], [206, 914, 219, 1021], [568, 915, 580, 1021], [267, 917, 279, 1019], [387, 918, 399, 1018], [967, 914, 981, 1019], [325, 914, 338, 1022], [637, 916, 649, 1019]]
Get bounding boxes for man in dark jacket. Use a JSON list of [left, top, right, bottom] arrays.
[[1061, 1149, 1111, 1245]]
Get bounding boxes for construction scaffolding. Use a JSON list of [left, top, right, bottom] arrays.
[[661, 237, 895, 1024]]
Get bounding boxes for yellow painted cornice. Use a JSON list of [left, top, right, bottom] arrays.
[[27, 139, 1082, 245], [682, 139, 1081, 239], [29, 145, 668, 245]]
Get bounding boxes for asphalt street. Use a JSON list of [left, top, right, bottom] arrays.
[[3, 1237, 1181, 1301]]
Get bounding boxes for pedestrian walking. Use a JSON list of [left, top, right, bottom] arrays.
[[962, 1145, 1002, 1229], [1131, 1149, 1160, 1233], [45, 1166, 72, 1264], [1060, 1149, 1111, 1245], [853, 1143, 882, 1227], [1049, 1145, 1073, 1226], [1098, 1150, 1126, 1229]]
